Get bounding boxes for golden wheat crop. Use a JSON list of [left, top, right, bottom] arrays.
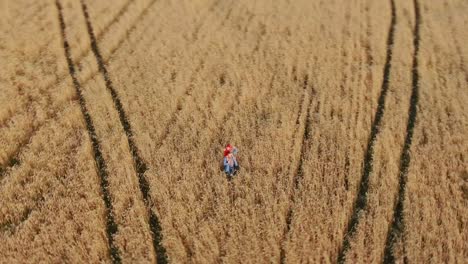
[[0, 0, 466, 263]]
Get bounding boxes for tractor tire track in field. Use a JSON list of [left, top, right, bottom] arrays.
[[72, 0, 152, 75], [55, 1, 121, 263], [79, 1, 168, 263], [0, 0, 154, 130], [91, 0, 159, 64], [337, 0, 396, 262], [1, 0, 158, 176], [279, 75, 312, 264], [2, 0, 151, 170], [2, 0, 159, 179], [383, 0, 421, 262], [70, 0, 156, 75]]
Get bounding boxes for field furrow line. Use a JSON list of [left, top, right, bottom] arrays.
[[336, 0, 397, 262], [69, 0, 153, 76], [217, 77, 253, 182], [174, 72, 244, 258], [0, 98, 79, 180], [79, 1, 168, 263], [95, 0, 159, 63], [279, 75, 312, 264], [168, 67, 243, 252], [1, 0, 155, 130], [383, 0, 421, 262], [0, 134, 82, 236], [6, 2, 48, 37], [95, 0, 134, 41], [191, 0, 221, 41], [3, 0, 214, 139], [154, 60, 205, 150], [55, 1, 121, 263], [25, 3, 50, 27], [0, 196, 45, 235], [152, 1, 238, 150], [75, 0, 161, 95], [156, 7, 268, 167], [281, 73, 309, 176], [1, 0, 159, 174], [446, 2, 468, 85]]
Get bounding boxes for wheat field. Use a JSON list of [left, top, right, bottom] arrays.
[[0, 0, 467, 263]]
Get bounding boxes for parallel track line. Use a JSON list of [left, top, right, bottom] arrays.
[[79, 1, 168, 262], [0, 0, 154, 129], [383, 0, 421, 262], [55, 1, 121, 262], [336, 0, 396, 261]]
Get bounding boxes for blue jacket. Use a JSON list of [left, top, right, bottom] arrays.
[[223, 156, 238, 168]]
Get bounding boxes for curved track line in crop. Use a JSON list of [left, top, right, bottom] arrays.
[[76, 0, 161, 91], [68, 0, 156, 76], [0, 136, 82, 236], [13, 0, 208, 175], [2, 10, 152, 176], [279, 75, 311, 264], [1, 1, 157, 167], [79, 1, 168, 262], [0, 0, 139, 176], [337, 0, 396, 262], [383, 0, 421, 262], [94, 0, 159, 63], [96, 0, 134, 40], [0, 0, 154, 130], [0, 99, 79, 180], [69, 0, 152, 75], [0, 192, 46, 235], [55, 1, 121, 262], [1, 0, 159, 173], [0, 129, 33, 178], [3, 0, 209, 136]]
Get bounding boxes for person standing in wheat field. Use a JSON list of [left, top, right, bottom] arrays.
[[222, 144, 239, 178]]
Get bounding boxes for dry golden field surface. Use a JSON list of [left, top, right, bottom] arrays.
[[0, 0, 467, 263]]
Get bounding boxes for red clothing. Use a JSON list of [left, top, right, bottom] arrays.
[[224, 144, 233, 157], [224, 149, 230, 157]]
